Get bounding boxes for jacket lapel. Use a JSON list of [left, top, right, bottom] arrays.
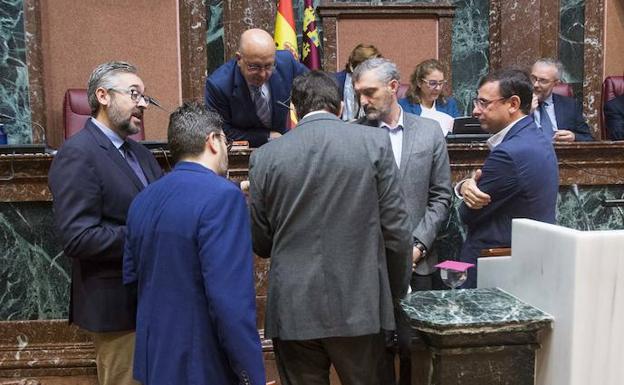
[[85, 121, 145, 192], [399, 116, 416, 177]]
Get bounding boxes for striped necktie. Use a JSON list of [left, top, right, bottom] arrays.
[[538, 102, 554, 136], [251, 86, 272, 129]]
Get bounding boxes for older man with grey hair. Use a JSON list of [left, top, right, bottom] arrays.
[[353, 58, 452, 385], [49, 61, 163, 385], [530, 58, 593, 141]]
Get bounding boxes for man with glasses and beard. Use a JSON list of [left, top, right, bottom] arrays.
[[205, 28, 308, 147], [123, 102, 265, 385], [48, 61, 163, 385], [456, 69, 559, 288]]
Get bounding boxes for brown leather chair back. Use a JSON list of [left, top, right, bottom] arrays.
[[602, 76, 624, 139], [63, 89, 145, 141]]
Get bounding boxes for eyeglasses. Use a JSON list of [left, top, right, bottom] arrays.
[[217, 133, 233, 151], [530, 75, 557, 86], [108, 88, 156, 106], [240, 57, 275, 73], [421, 79, 447, 89], [472, 97, 509, 110]]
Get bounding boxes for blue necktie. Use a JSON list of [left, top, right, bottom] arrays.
[[539, 102, 554, 137], [251, 86, 272, 129], [122, 142, 148, 187]]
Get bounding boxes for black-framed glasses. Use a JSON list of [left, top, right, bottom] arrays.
[[217, 133, 233, 151], [108, 88, 156, 106], [421, 79, 447, 89], [530, 75, 557, 86], [472, 97, 509, 110]]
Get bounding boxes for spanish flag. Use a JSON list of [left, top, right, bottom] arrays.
[[274, 0, 298, 60]]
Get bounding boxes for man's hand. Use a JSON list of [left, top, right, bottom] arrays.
[[553, 129, 575, 142], [530, 93, 539, 114], [460, 169, 491, 209], [269, 131, 282, 140], [412, 246, 424, 271]]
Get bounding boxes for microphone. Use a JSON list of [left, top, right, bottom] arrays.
[[0, 112, 55, 154]]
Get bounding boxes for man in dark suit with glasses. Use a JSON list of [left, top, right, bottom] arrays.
[[205, 28, 308, 147]]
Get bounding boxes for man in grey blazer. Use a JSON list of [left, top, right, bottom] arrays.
[[249, 71, 412, 385], [353, 58, 452, 385]]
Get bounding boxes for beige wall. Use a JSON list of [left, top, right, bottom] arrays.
[[336, 18, 438, 83], [604, 0, 624, 78], [40, 0, 181, 146]]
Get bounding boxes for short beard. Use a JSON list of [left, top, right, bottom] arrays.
[[108, 98, 141, 137]]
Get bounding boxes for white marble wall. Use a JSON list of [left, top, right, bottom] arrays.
[[478, 219, 624, 385]]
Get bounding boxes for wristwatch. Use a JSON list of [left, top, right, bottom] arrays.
[[413, 239, 427, 257]]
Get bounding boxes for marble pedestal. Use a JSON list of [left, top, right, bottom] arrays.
[[400, 288, 553, 385], [478, 219, 624, 385]]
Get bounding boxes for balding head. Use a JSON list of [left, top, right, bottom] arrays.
[[236, 29, 277, 87]]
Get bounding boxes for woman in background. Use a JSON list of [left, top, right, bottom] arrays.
[[399, 59, 460, 134], [335, 44, 382, 121]]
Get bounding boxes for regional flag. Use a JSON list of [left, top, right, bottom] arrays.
[[302, 0, 321, 70], [274, 0, 299, 60]]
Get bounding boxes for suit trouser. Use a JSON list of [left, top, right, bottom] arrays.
[[90, 330, 139, 385], [273, 332, 385, 385], [381, 273, 438, 385]]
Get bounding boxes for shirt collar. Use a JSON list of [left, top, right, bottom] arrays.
[[543, 93, 554, 106], [302, 110, 333, 119], [91, 117, 125, 150], [486, 116, 525, 149], [379, 106, 405, 132]]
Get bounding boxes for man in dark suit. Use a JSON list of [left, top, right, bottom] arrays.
[[48, 61, 163, 385], [353, 58, 452, 385], [249, 71, 412, 385], [123, 102, 265, 385], [458, 69, 559, 288], [531, 58, 593, 142], [604, 94, 624, 140], [205, 28, 308, 148]]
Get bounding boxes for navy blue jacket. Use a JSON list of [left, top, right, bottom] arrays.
[[459, 116, 559, 288], [48, 120, 163, 332], [124, 162, 265, 385], [552, 93, 593, 141], [205, 50, 308, 147], [604, 94, 624, 140], [398, 96, 461, 118]]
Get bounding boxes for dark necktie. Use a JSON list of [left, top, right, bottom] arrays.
[[251, 86, 272, 129], [538, 102, 554, 136], [122, 142, 148, 187]]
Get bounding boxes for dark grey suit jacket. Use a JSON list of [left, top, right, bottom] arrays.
[[359, 113, 452, 275], [249, 112, 412, 341]]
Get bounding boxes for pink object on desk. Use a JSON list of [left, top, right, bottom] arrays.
[[435, 260, 475, 272]]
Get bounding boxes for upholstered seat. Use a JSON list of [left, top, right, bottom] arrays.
[[63, 89, 144, 140], [601, 76, 624, 139]]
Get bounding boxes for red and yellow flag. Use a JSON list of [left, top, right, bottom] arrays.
[[274, 0, 298, 60]]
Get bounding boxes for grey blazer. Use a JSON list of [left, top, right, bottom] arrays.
[[249, 112, 412, 341], [358, 112, 452, 275]]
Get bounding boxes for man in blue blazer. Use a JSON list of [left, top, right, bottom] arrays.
[[205, 28, 308, 147], [123, 102, 265, 385], [458, 69, 559, 288], [48, 61, 163, 385], [604, 94, 624, 140], [531, 59, 593, 142]]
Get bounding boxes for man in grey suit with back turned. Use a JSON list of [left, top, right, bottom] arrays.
[[249, 71, 412, 385], [354, 58, 452, 385]]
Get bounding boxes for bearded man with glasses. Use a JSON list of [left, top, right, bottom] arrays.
[[48, 61, 163, 385], [455, 69, 559, 288], [205, 28, 308, 147]]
